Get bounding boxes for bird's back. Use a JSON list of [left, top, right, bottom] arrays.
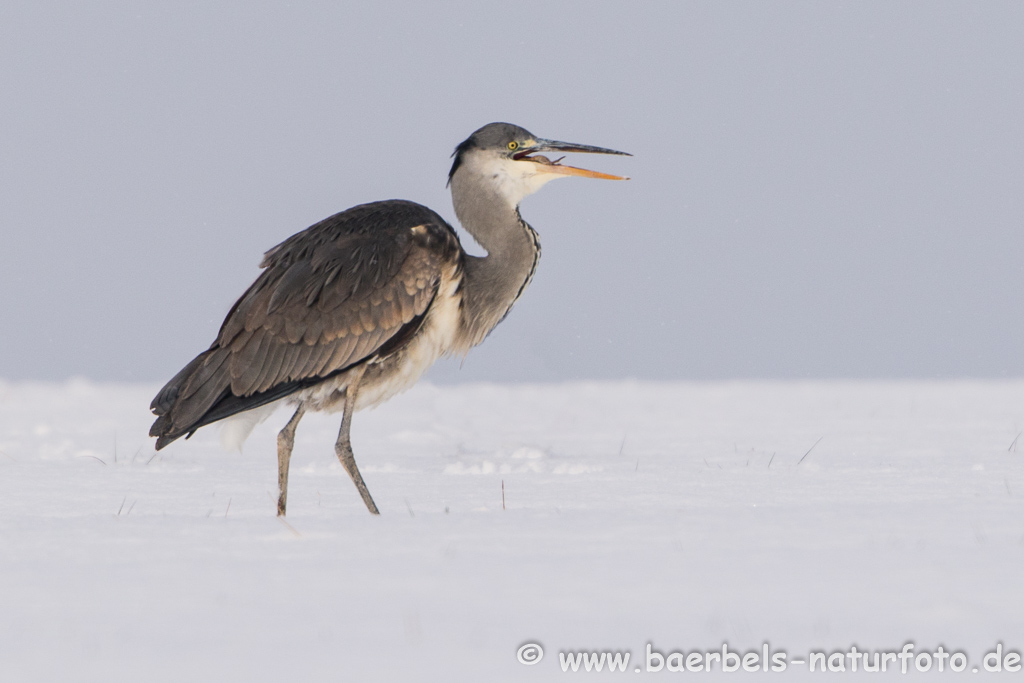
[[150, 199, 462, 449]]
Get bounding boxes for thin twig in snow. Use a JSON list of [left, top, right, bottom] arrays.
[[117, 496, 126, 516], [126, 500, 136, 516], [797, 436, 824, 465], [1009, 431, 1021, 452], [225, 497, 232, 517], [767, 452, 776, 469], [79, 454, 107, 466], [406, 498, 416, 517], [501, 481, 505, 511], [277, 517, 301, 537]]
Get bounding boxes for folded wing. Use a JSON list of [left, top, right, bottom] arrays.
[[150, 200, 461, 448]]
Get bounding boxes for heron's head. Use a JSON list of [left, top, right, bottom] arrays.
[[448, 122, 629, 207]]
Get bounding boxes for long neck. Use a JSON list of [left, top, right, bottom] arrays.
[[450, 165, 541, 350]]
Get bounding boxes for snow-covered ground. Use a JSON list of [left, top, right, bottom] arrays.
[[1, 379, 1022, 681]]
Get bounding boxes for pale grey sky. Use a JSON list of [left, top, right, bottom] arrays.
[[2, 1, 1022, 382]]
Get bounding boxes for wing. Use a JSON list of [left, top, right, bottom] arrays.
[[150, 200, 462, 448]]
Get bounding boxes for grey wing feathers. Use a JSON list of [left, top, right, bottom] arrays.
[[150, 200, 461, 449]]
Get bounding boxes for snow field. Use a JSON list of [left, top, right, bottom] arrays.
[[0, 380, 1022, 681]]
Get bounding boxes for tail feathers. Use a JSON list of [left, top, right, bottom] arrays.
[[150, 347, 330, 451], [171, 350, 234, 429], [150, 348, 234, 450], [150, 352, 207, 415], [150, 414, 177, 449]]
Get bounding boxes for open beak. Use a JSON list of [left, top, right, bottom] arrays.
[[513, 138, 631, 180]]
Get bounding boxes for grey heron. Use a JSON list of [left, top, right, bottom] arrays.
[[149, 122, 629, 515]]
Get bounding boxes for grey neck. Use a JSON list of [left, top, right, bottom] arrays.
[[450, 165, 541, 349]]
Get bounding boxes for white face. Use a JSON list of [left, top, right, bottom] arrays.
[[471, 151, 565, 208]]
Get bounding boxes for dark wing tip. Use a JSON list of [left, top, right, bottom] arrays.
[[150, 386, 178, 415], [150, 414, 181, 450]]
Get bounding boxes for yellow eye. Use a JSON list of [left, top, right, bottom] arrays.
[[508, 141, 519, 150]]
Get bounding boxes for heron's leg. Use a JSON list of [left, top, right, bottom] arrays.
[[335, 367, 380, 515], [276, 404, 306, 517]]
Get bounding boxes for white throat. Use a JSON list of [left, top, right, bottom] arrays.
[[474, 155, 562, 208]]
